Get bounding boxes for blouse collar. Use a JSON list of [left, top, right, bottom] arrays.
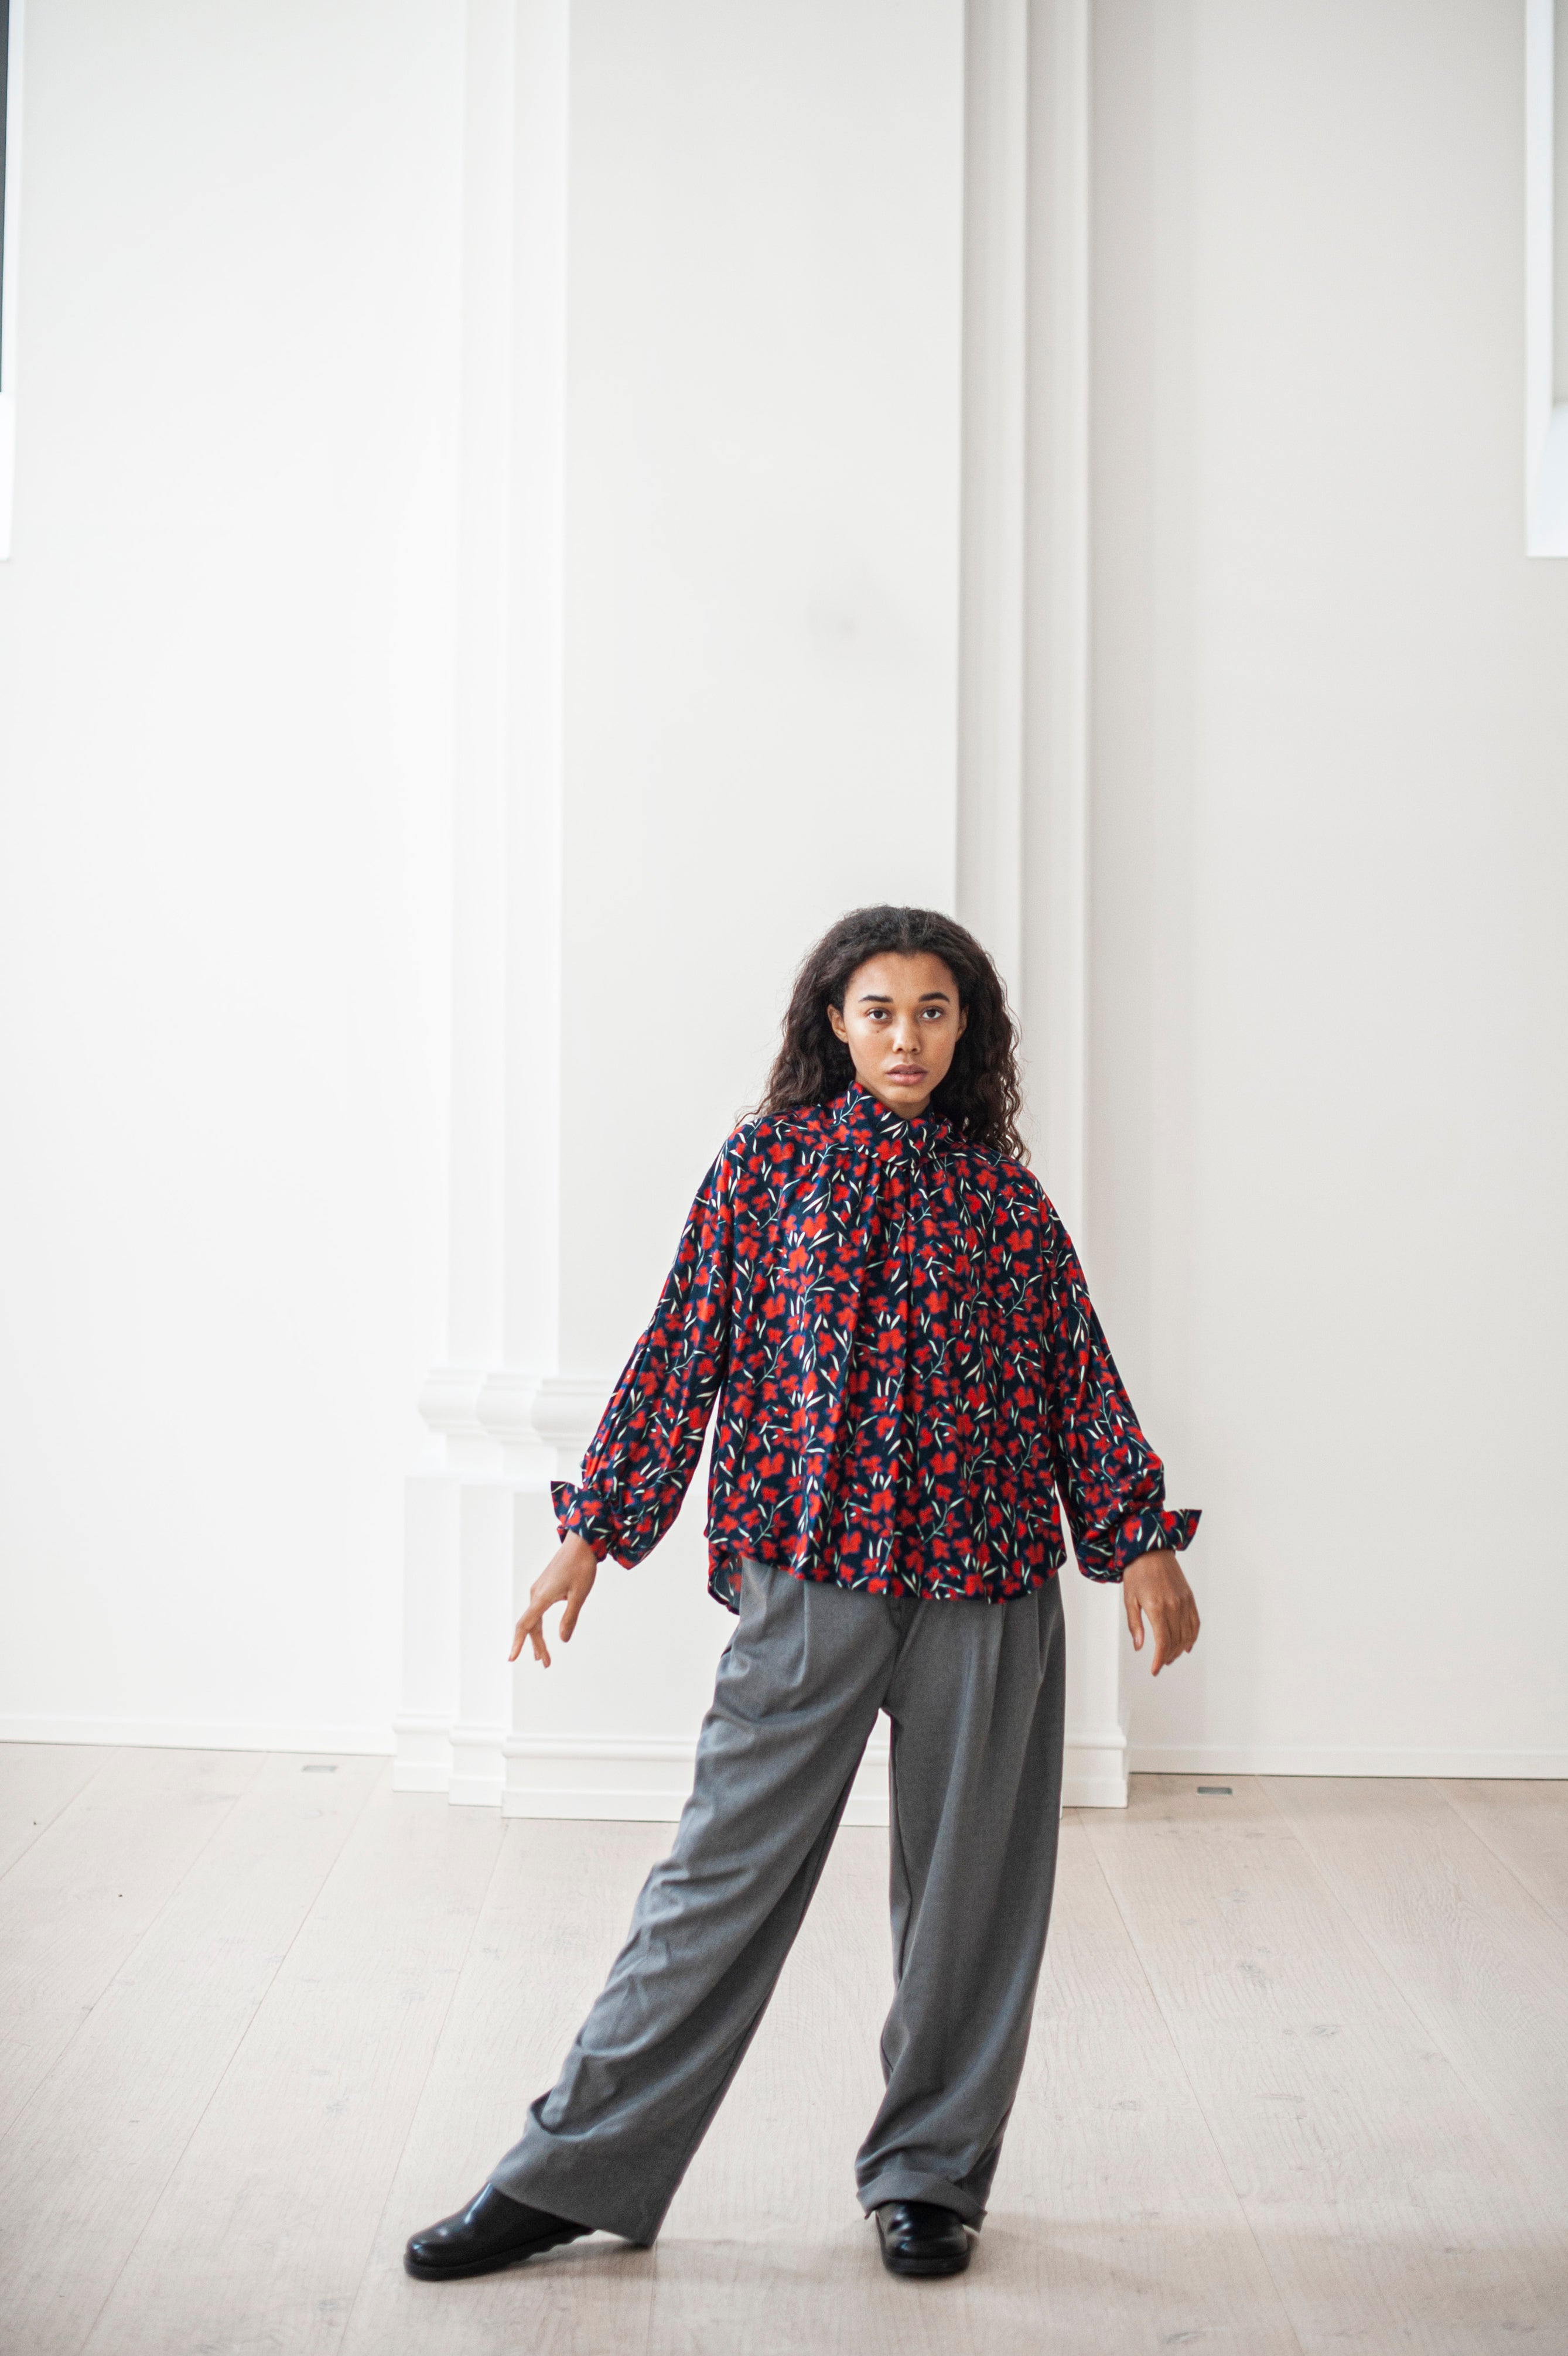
[[831, 1078, 949, 1152]]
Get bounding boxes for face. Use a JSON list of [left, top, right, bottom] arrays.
[[827, 952, 968, 1118]]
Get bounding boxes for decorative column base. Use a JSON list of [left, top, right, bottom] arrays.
[[391, 1713, 453, 1794], [1061, 1727, 1129, 1809], [396, 1368, 600, 1808], [449, 1722, 508, 1809], [1061, 1573, 1131, 1809], [393, 1463, 461, 1794]]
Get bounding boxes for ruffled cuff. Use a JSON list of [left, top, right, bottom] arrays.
[[1081, 1504, 1201, 1585], [551, 1479, 614, 1562]]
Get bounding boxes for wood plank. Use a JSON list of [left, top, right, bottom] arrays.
[[1265, 1776, 1568, 2188], [1440, 1780, 1568, 1935], [968, 1813, 1303, 2356], [0, 1743, 111, 1882], [340, 1816, 666, 2356], [1086, 1777, 1568, 2354], [0, 1751, 383, 2356], [0, 1745, 265, 2138], [77, 1773, 507, 2356], [649, 1815, 1307, 2356]]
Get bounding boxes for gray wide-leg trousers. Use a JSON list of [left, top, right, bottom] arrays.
[[488, 1556, 1066, 2246]]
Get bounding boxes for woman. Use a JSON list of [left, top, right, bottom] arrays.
[[405, 904, 1200, 2284]]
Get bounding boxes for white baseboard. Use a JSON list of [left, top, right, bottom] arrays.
[[1061, 1726, 1129, 1811], [500, 1733, 896, 1825], [486, 1732, 1130, 1820], [1129, 1743, 1568, 1779], [0, 1714, 394, 1756]]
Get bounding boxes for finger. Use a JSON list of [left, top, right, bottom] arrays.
[[561, 1576, 596, 1641], [1148, 1607, 1173, 1675], [531, 1621, 552, 1668], [508, 1606, 539, 1664], [1125, 1586, 1145, 1648]]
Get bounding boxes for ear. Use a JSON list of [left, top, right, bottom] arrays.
[[827, 1002, 849, 1044], [956, 1005, 969, 1037]]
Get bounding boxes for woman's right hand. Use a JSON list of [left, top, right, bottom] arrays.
[[509, 1533, 600, 1667]]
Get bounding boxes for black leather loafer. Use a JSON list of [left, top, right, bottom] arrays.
[[874, 2198, 972, 2278], [404, 2184, 591, 2280]]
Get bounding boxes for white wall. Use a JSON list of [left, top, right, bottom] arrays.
[[1092, 0, 1568, 1773], [4, 0, 1563, 1786], [0, 0, 464, 1747]]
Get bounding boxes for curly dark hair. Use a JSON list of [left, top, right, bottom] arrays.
[[760, 905, 1027, 1162]]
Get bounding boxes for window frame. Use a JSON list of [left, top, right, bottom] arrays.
[[1526, 0, 1568, 555], [0, 0, 22, 559]]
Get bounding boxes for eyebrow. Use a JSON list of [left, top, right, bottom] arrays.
[[856, 989, 952, 1005]]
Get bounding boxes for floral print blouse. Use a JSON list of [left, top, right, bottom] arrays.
[[554, 1081, 1198, 1610]]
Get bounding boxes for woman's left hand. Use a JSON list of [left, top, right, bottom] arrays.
[[1122, 1548, 1200, 1674]]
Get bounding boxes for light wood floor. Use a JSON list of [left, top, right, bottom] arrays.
[[1, 1748, 1565, 2355]]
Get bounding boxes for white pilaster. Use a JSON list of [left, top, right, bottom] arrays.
[[395, 0, 575, 1803], [958, 0, 1125, 1805], [1031, 0, 1125, 1807]]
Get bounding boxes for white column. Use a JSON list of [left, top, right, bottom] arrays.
[[958, 0, 1126, 1805], [1033, 0, 1128, 1808], [395, 0, 579, 1805]]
